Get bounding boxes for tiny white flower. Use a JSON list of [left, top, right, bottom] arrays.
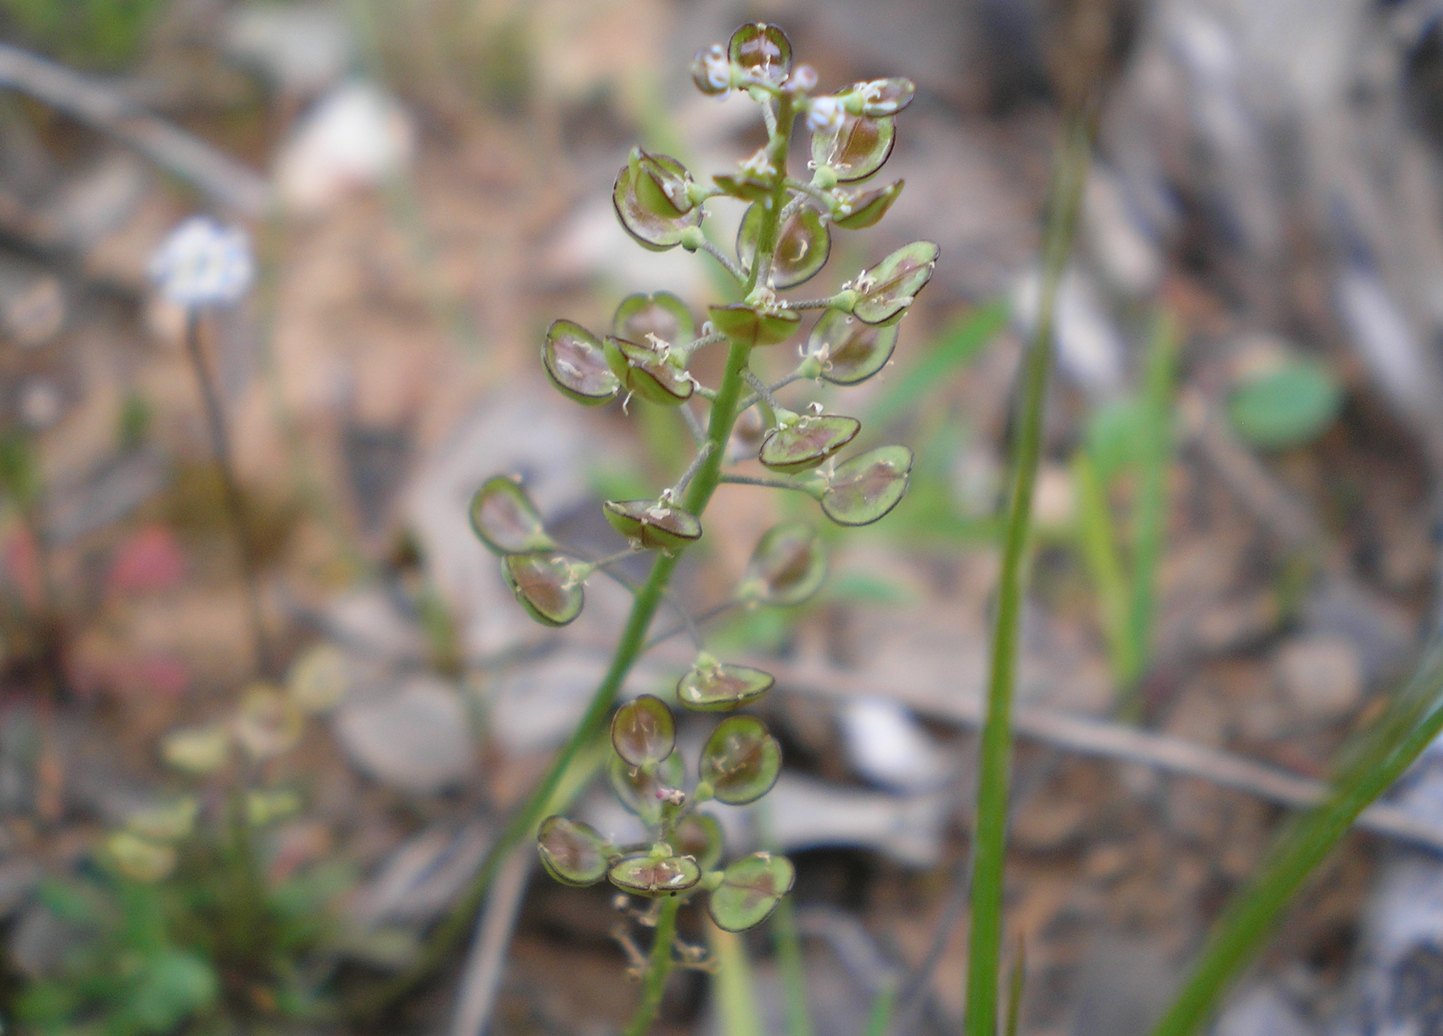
[[148, 217, 254, 308], [806, 96, 845, 136], [701, 45, 730, 91]]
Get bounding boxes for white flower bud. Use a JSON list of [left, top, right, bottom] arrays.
[[806, 96, 845, 136]]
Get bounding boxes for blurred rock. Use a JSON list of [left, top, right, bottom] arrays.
[[275, 82, 416, 215], [224, 1, 354, 97], [837, 696, 952, 793], [1276, 634, 1365, 723], [333, 674, 475, 794]]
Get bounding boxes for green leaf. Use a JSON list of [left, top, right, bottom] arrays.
[[707, 852, 795, 931], [469, 475, 554, 555], [1227, 358, 1343, 449], [131, 949, 219, 1032]]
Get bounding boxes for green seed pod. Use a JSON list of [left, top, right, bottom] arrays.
[[845, 77, 916, 117], [676, 812, 726, 871], [611, 694, 677, 768], [691, 42, 731, 95], [543, 319, 620, 405], [700, 715, 782, 805], [469, 475, 554, 555], [612, 291, 696, 348], [537, 816, 614, 887], [833, 180, 904, 230], [820, 445, 913, 526], [728, 22, 792, 86], [609, 750, 685, 825], [812, 114, 895, 183], [708, 852, 795, 931], [737, 204, 831, 289], [608, 853, 702, 897], [603, 499, 703, 551], [678, 658, 776, 712], [502, 553, 584, 626], [759, 413, 861, 473], [741, 523, 827, 606], [613, 149, 703, 251], [602, 336, 696, 406], [808, 310, 899, 385], [708, 303, 800, 348], [851, 241, 939, 325]]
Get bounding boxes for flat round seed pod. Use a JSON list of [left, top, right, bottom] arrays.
[[537, 816, 613, 887], [759, 414, 861, 473], [812, 114, 895, 183], [677, 660, 775, 712], [609, 751, 685, 825], [708, 852, 796, 931], [820, 445, 913, 526], [808, 310, 899, 385], [613, 149, 702, 251], [847, 77, 916, 116], [741, 523, 827, 606], [708, 303, 800, 348], [603, 499, 703, 551], [469, 475, 553, 555], [737, 204, 830, 289], [833, 180, 904, 230], [676, 812, 725, 871], [852, 241, 939, 325], [700, 715, 782, 805], [543, 319, 619, 405], [613, 292, 695, 348], [709, 854, 802, 934], [608, 853, 702, 897], [502, 553, 583, 626], [611, 694, 676, 768], [728, 22, 792, 85], [602, 336, 695, 406]]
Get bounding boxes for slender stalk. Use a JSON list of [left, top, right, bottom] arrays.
[[964, 111, 1092, 1035], [709, 920, 765, 1036], [183, 310, 273, 676], [624, 897, 683, 1036], [719, 473, 816, 494], [697, 238, 746, 282], [744, 369, 780, 428]]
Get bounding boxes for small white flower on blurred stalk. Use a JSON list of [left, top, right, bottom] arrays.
[[806, 95, 845, 135], [148, 217, 255, 308]]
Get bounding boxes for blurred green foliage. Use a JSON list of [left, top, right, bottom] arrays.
[[1, 0, 170, 69]]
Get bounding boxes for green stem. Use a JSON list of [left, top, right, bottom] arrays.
[[625, 897, 683, 1036], [964, 111, 1092, 1035]]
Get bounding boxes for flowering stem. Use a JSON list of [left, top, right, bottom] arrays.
[[624, 896, 682, 1036], [183, 309, 273, 676], [355, 95, 799, 1029]]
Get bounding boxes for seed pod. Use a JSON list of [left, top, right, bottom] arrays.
[[700, 715, 782, 805], [537, 816, 614, 887], [609, 750, 685, 825], [611, 695, 677, 768], [708, 303, 800, 348], [469, 475, 554, 555], [845, 77, 916, 117], [691, 42, 731, 95], [852, 241, 939, 325], [608, 853, 702, 897], [728, 22, 792, 86], [613, 149, 702, 251], [603, 499, 703, 551], [502, 553, 583, 626], [678, 657, 776, 712], [543, 319, 620, 405], [833, 180, 904, 230], [812, 114, 895, 183], [677, 812, 725, 871], [821, 445, 913, 526], [603, 335, 695, 406], [613, 292, 696, 348], [708, 852, 795, 931], [759, 414, 861, 473], [808, 310, 899, 385], [741, 523, 827, 606], [737, 204, 830, 288]]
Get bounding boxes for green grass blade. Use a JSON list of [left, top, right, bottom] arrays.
[[864, 980, 898, 1036], [708, 921, 764, 1036], [1004, 937, 1027, 1036], [965, 110, 1094, 1035], [1124, 311, 1179, 694], [770, 895, 815, 1036], [1150, 640, 1443, 1035], [1074, 453, 1136, 682]]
